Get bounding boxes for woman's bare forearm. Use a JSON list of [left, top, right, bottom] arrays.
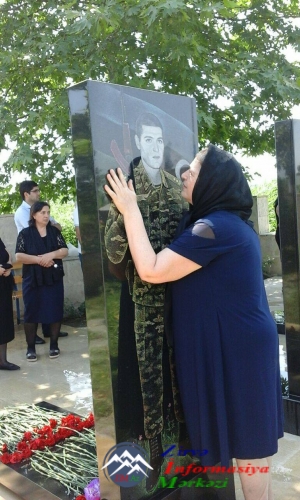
[[123, 207, 158, 280], [15, 253, 40, 264]]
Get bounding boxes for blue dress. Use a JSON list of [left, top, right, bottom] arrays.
[[169, 211, 283, 466]]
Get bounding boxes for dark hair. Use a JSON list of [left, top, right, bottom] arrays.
[[19, 180, 38, 200], [135, 113, 163, 139], [29, 201, 50, 226]]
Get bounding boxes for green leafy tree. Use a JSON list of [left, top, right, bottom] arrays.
[[0, 0, 299, 212], [50, 199, 77, 245]]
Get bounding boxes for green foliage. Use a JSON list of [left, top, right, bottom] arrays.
[[0, 0, 299, 211], [262, 255, 275, 279], [50, 199, 77, 246], [251, 180, 278, 232]]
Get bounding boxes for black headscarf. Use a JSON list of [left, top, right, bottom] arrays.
[[176, 144, 253, 234], [190, 144, 253, 224]]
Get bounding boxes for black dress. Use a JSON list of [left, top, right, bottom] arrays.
[[0, 238, 14, 345], [15, 226, 67, 324]]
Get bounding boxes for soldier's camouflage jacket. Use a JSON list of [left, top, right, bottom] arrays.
[[105, 161, 188, 307]]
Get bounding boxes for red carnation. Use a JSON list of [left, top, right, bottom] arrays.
[[17, 441, 28, 451], [0, 453, 11, 464], [45, 436, 56, 446], [23, 431, 32, 441], [10, 452, 23, 463], [49, 418, 57, 428], [21, 448, 32, 459]]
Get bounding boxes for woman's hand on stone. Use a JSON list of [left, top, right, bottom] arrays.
[[104, 168, 137, 215]]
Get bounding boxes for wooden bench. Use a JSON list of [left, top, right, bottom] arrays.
[[12, 261, 23, 325]]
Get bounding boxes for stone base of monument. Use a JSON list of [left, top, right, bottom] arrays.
[[283, 397, 300, 436]]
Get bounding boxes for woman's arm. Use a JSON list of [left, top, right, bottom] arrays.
[[105, 169, 201, 283], [38, 248, 68, 267], [16, 248, 68, 267], [16, 253, 41, 265]]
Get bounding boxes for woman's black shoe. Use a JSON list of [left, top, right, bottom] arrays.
[[49, 348, 60, 359], [26, 352, 37, 362], [0, 362, 20, 370]]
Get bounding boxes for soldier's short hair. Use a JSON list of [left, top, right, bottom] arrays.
[[136, 113, 163, 139]]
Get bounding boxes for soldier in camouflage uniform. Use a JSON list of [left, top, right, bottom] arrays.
[[105, 113, 188, 489]]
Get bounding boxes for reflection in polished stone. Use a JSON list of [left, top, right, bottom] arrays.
[[63, 370, 92, 413], [275, 119, 300, 399]]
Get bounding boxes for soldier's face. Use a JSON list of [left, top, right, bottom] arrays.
[[135, 126, 164, 172], [181, 157, 201, 204]]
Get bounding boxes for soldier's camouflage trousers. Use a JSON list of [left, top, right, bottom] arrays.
[[134, 304, 184, 439]]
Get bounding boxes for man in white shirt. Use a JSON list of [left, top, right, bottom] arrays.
[[14, 181, 61, 233], [14, 180, 68, 341]]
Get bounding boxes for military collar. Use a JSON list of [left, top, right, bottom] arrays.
[[136, 160, 169, 191]]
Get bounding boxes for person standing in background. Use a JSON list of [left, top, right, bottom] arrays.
[[14, 180, 68, 340], [0, 238, 20, 370], [15, 201, 68, 362]]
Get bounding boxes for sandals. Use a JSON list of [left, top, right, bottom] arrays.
[[49, 348, 60, 359], [26, 352, 37, 362]]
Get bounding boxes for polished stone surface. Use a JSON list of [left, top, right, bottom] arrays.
[[275, 119, 300, 399], [68, 80, 200, 500]]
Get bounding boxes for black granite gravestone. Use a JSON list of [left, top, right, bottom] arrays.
[[68, 80, 236, 500], [275, 119, 300, 433]]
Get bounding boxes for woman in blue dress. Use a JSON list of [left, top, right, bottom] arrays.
[[15, 201, 68, 362], [105, 144, 283, 500]]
